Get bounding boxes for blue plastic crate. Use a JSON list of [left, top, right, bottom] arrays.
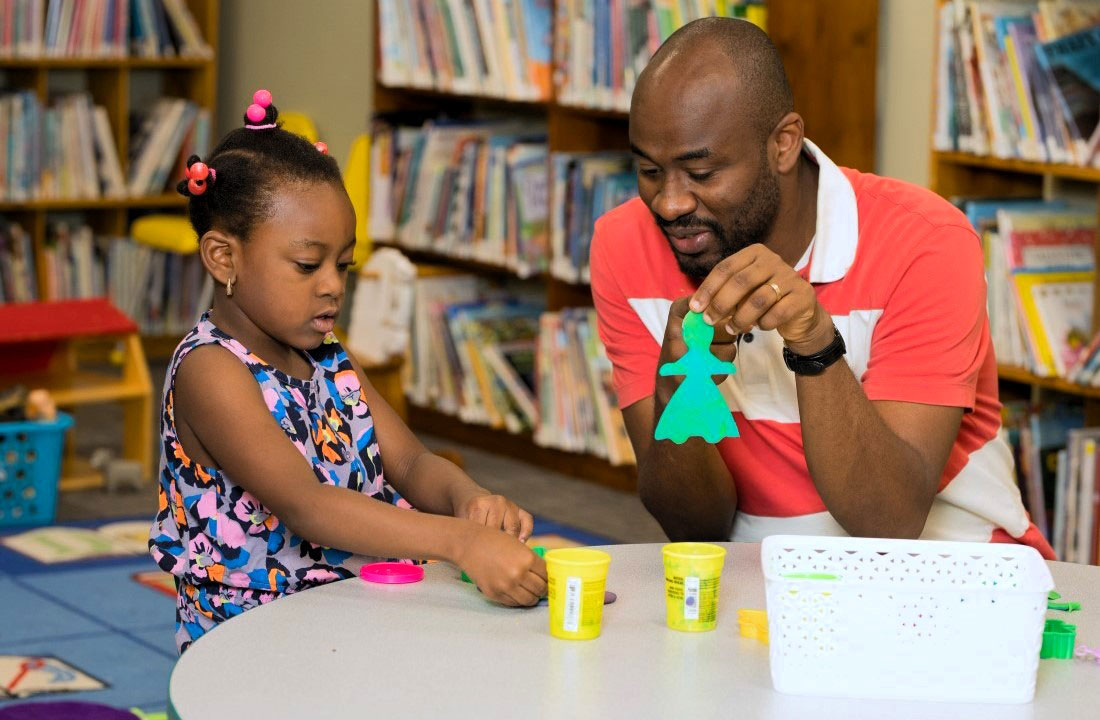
[[0, 412, 73, 527]]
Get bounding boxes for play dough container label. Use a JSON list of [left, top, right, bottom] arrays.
[[546, 548, 610, 640], [663, 542, 726, 632]]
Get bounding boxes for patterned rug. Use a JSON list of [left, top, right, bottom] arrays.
[[0, 515, 611, 715]]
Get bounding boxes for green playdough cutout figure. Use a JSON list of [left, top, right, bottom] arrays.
[[655, 311, 740, 444]]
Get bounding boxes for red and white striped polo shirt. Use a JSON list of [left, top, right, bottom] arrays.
[[590, 140, 1054, 558]]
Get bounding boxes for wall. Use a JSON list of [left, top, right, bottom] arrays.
[[216, 0, 373, 167], [875, 0, 937, 187]]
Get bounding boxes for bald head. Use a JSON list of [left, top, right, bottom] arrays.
[[634, 17, 793, 139]]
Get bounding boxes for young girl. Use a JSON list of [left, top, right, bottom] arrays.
[[149, 90, 547, 653]]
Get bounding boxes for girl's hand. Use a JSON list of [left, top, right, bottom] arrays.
[[456, 492, 534, 543], [458, 528, 547, 606]]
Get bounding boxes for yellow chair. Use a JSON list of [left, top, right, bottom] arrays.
[[344, 132, 372, 269], [279, 111, 319, 144], [130, 215, 198, 254]]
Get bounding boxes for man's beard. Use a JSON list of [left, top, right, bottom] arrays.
[[657, 161, 781, 281]]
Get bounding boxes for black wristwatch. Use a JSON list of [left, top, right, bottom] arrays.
[[783, 327, 846, 376]]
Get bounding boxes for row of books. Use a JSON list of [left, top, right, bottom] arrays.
[[128, 97, 210, 196], [1, 91, 120, 200], [1005, 401, 1098, 563], [0, 218, 35, 302], [932, 0, 1100, 167], [535, 307, 634, 465], [556, 0, 767, 112], [0, 91, 209, 201], [368, 118, 550, 278], [0, 219, 210, 335], [960, 196, 1097, 379], [0, 0, 210, 58], [377, 0, 552, 101], [376, 1, 766, 109], [368, 118, 640, 281], [550, 151, 635, 283], [387, 269, 634, 465]]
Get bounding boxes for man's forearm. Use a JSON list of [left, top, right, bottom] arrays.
[[796, 361, 935, 538], [630, 391, 737, 541], [638, 436, 737, 540]]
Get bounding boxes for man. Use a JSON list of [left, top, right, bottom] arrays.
[[590, 17, 1053, 557]]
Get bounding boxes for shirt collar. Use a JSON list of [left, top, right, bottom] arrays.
[[801, 138, 859, 284]]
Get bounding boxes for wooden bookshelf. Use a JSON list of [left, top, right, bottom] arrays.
[[0, 56, 210, 69], [0, 0, 218, 350], [0, 1, 219, 490], [371, 1, 879, 489], [927, 6, 1100, 420], [935, 151, 1100, 184], [407, 403, 638, 492], [998, 365, 1100, 401], [0, 193, 187, 212]]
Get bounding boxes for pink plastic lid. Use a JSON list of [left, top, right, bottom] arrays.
[[360, 562, 424, 584]]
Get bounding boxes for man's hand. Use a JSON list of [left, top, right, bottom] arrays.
[[658, 297, 739, 403], [689, 244, 833, 356], [455, 491, 534, 543]]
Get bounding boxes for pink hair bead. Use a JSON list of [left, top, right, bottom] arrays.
[[246, 103, 266, 124], [314, 141, 328, 154], [253, 89, 272, 108], [187, 177, 206, 195], [189, 162, 209, 180]]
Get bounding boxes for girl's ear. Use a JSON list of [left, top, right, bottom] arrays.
[[199, 229, 240, 287]]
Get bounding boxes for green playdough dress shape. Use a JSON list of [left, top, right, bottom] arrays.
[[654, 311, 740, 444]]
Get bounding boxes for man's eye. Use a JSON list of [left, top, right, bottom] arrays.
[[688, 171, 714, 182], [296, 262, 319, 273], [638, 167, 660, 177]]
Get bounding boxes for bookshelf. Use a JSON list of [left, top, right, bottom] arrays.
[[370, 1, 879, 490], [0, 0, 219, 489], [927, 2, 1100, 410], [928, 1, 1100, 564], [0, 0, 218, 351]]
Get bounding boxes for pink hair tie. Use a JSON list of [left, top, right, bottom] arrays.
[[244, 88, 277, 130], [184, 160, 213, 196]]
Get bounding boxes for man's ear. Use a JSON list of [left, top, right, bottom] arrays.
[[771, 112, 805, 175], [199, 229, 240, 287]]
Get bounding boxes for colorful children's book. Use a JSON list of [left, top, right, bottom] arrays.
[[1013, 270, 1094, 377]]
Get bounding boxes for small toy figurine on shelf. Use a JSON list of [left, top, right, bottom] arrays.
[[654, 311, 739, 444]]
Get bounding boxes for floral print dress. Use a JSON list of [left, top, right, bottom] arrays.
[[149, 313, 411, 653]]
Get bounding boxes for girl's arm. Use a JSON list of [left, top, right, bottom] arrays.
[[173, 345, 545, 606], [345, 353, 533, 541]]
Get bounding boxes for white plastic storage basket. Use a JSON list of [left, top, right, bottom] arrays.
[[761, 535, 1053, 704]]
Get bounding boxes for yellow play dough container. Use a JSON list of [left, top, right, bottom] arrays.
[[546, 548, 611, 640], [663, 542, 727, 632]]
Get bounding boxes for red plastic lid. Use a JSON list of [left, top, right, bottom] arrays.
[[360, 562, 424, 584]]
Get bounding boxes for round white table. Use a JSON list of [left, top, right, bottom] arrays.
[[168, 543, 1100, 719]]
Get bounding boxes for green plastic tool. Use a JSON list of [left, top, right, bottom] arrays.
[[654, 311, 739, 444], [1040, 619, 1077, 659]]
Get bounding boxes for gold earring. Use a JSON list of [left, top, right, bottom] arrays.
[[226, 276, 235, 296]]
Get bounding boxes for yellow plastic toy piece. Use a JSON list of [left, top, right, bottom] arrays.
[[737, 608, 769, 644], [343, 132, 372, 269], [130, 215, 198, 255], [279, 111, 319, 144]]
